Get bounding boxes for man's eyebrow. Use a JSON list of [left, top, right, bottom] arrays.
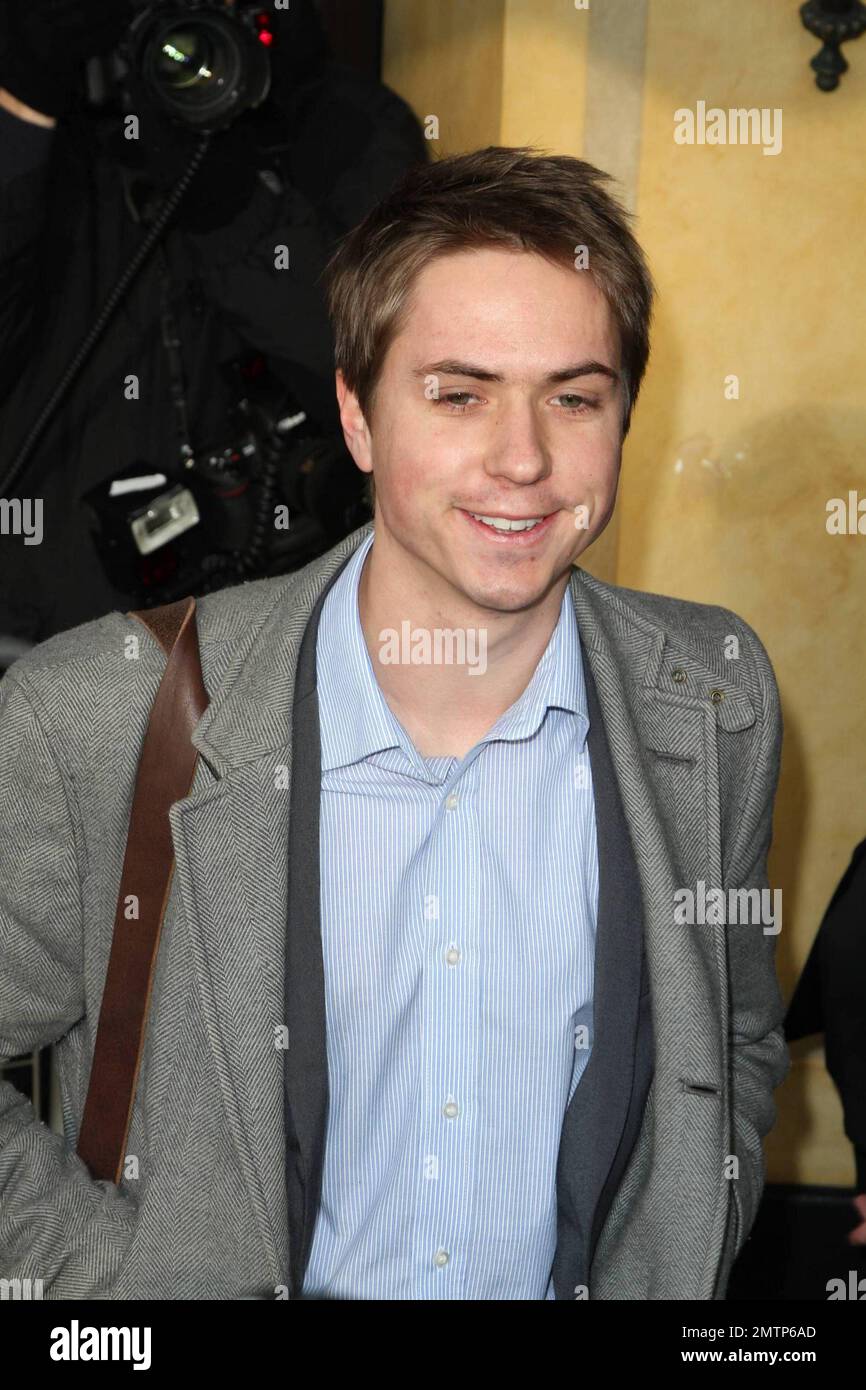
[[410, 359, 620, 386]]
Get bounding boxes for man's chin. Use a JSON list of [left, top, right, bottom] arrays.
[[384, 516, 569, 612], [441, 563, 563, 616]]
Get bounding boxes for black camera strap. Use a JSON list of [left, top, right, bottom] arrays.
[[2, 133, 211, 494], [157, 244, 195, 469], [121, 166, 195, 471]]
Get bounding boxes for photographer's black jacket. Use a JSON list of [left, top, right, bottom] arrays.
[[0, 13, 426, 642], [785, 837, 866, 1193]]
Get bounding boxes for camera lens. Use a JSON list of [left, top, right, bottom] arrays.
[[153, 28, 218, 92], [135, 7, 270, 131], [148, 18, 241, 113]]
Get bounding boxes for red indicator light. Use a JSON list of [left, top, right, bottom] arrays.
[[258, 29, 274, 46]]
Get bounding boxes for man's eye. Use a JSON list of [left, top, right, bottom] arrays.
[[432, 391, 597, 413]]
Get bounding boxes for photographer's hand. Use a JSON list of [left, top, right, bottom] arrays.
[[0, 0, 132, 120], [0, 87, 56, 129]]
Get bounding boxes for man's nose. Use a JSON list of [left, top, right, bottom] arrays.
[[483, 400, 553, 486]]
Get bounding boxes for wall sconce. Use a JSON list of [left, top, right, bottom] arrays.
[[800, 0, 866, 90]]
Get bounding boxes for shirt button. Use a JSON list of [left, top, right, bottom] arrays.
[[433, 1249, 449, 1268], [442, 1100, 460, 1119], [445, 792, 459, 811], [445, 946, 461, 966]]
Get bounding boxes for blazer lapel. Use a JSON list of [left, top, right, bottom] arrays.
[[166, 528, 370, 1292], [564, 565, 758, 1296], [168, 759, 290, 1288], [551, 634, 650, 1297], [282, 572, 345, 1296]]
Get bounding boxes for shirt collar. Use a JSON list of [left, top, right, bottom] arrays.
[[316, 530, 589, 772]]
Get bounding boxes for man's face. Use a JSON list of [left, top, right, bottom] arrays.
[[338, 246, 625, 615]]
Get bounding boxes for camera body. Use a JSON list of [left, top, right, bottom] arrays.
[[84, 355, 371, 606], [87, 0, 274, 131]]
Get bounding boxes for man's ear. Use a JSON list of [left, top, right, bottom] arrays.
[[335, 370, 373, 478]]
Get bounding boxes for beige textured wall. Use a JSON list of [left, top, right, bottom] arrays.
[[383, 0, 866, 1186]]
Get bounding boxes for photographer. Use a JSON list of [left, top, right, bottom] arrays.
[[0, 0, 426, 644]]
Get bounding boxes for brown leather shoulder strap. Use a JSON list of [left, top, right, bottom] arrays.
[[130, 595, 199, 657], [77, 595, 210, 1183]]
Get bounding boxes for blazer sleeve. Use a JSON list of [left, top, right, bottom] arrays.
[[716, 613, 790, 1280], [0, 669, 138, 1296]]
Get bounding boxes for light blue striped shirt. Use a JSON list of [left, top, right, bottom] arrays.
[[302, 530, 599, 1300]]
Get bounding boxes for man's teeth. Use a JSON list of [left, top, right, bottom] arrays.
[[470, 514, 545, 532]]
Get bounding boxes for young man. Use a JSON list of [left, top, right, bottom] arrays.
[[0, 146, 789, 1300]]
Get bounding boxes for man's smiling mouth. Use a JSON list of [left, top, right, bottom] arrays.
[[459, 509, 557, 542]]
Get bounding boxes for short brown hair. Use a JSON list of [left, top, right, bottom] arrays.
[[322, 146, 656, 514]]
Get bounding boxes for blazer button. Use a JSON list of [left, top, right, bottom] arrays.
[[709, 689, 725, 703], [671, 668, 687, 683]]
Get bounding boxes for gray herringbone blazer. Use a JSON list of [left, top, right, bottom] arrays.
[[0, 520, 789, 1299]]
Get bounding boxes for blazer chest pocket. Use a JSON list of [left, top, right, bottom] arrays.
[[638, 694, 721, 889]]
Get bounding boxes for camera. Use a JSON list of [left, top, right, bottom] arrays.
[[86, 1, 274, 131], [4, 1, 366, 609], [83, 354, 371, 606]]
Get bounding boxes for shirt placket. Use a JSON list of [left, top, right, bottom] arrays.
[[414, 752, 482, 1298]]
